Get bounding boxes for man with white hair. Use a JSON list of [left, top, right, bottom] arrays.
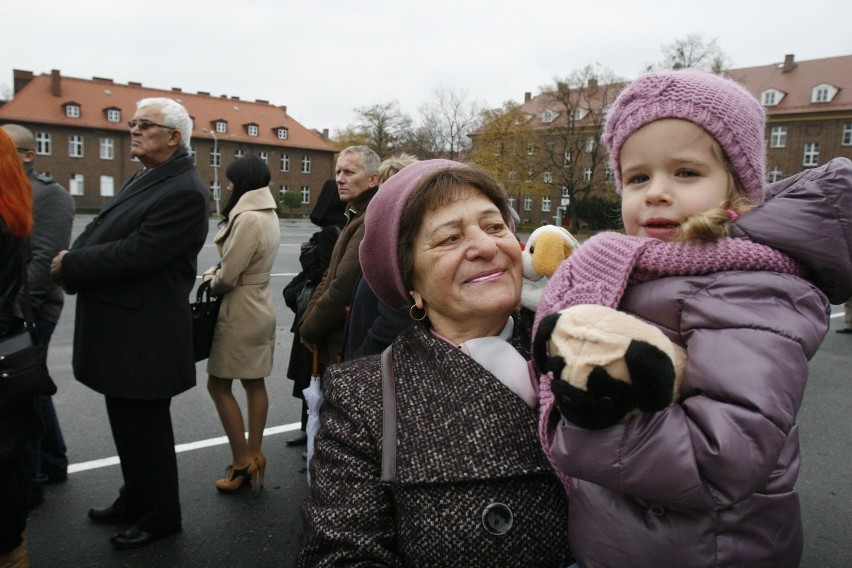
[[50, 98, 209, 549]]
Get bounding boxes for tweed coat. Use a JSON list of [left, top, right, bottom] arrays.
[[205, 188, 280, 379], [300, 190, 376, 366], [62, 149, 209, 399], [298, 316, 572, 568]]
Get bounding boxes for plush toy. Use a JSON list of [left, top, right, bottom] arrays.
[[521, 226, 581, 311], [533, 304, 686, 429]]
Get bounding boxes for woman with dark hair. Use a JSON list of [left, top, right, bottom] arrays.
[[202, 155, 280, 492], [0, 128, 35, 564]]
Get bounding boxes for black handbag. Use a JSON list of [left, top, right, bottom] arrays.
[[192, 279, 222, 362], [0, 241, 57, 412]]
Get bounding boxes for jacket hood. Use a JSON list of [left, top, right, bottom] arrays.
[[310, 180, 347, 228], [731, 157, 852, 304]]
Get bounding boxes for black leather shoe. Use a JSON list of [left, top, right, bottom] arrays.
[[836, 328, 852, 334], [88, 505, 138, 524], [286, 432, 308, 446], [110, 525, 181, 549]]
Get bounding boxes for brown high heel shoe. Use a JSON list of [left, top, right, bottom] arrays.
[[250, 452, 266, 491], [215, 463, 253, 493]]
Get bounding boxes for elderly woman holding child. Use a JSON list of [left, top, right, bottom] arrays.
[[297, 160, 573, 567]]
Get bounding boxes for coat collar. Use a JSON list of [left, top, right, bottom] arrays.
[[100, 149, 193, 216]]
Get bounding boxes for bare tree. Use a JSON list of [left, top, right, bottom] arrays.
[[415, 88, 484, 160], [651, 34, 733, 73], [330, 125, 367, 150], [536, 65, 625, 227], [353, 101, 412, 159]]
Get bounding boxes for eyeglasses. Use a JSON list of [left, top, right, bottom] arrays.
[[16, 147, 32, 153], [128, 119, 175, 131]]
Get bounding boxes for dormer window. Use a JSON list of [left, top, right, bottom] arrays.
[[572, 108, 590, 121], [760, 89, 785, 107], [541, 110, 558, 123], [105, 108, 121, 123], [215, 121, 227, 133], [246, 124, 259, 137], [64, 103, 81, 118], [811, 83, 838, 103], [276, 127, 289, 140]]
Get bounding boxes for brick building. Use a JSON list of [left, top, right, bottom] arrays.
[[0, 69, 338, 214], [474, 54, 852, 227]]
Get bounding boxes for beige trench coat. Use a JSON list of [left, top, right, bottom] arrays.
[[204, 188, 280, 379]]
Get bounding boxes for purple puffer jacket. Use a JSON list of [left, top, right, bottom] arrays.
[[541, 158, 852, 568]]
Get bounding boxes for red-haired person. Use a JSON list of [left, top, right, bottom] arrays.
[[0, 127, 35, 566]]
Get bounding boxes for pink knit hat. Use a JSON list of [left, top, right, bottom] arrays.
[[603, 69, 766, 204], [360, 159, 460, 310]]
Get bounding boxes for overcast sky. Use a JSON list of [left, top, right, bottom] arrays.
[[2, 0, 848, 136]]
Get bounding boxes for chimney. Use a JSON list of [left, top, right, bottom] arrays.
[[587, 78, 598, 91], [781, 54, 796, 73], [230, 95, 240, 100], [256, 99, 269, 104], [128, 81, 142, 87], [93, 76, 113, 83], [198, 91, 210, 96], [50, 69, 61, 97], [524, 92, 532, 102], [322, 128, 329, 140], [172, 87, 182, 92], [13, 69, 34, 95]]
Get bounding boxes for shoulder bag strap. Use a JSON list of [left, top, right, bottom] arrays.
[[18, 238, 36, 327], [380, 344, 397, 483]]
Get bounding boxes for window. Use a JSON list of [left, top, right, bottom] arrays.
[[527, 143, 535, 155], [523, 197, 533, 211], [561, 186, 570, 198], [190, 146, 197, 165], [68, 135, 83, 158], [543, 171, 552, 183], [35, 132, 51, 155], [247, 124, 259, 137], [280, 153, 290, 172], [301, 155, 311, 173], [100, 175, 114, 197], [811, 83, 837, 104], [69, 174, 84, 196], [770, 126, 787, 148], [584, 137, 595, 153], [541, 110, 558, 123], [508, 171, 517, 182], [215, 121, 227, 133], [210, 146, 221, 168], [541, 196, 551, 212], [235, 149, 245, 159], [573, 108, 589, 121], [767, 166, 783, 183], [280, 185, 289, 196], [605, 167, 614, 181], [99, 138, 114, 160], [583, 167, 593, 182], [842, 124, 852, 146], [106, 109, 121, 123], [259, 151, 268, 164], [65, 104, 80, 118], [508, 197, 516, 210], [300, 186, 310, 204], [564, 150, 572, 166], [760, 89, 784, 106], [277, 128, 288, 140], [803, 142, 820, 167]]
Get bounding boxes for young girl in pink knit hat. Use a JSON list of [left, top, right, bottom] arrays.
[[534, 69, 852, 567]]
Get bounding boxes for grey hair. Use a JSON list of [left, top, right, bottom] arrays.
[[136, 98, 192, 152], [340, 145, 380, 174]]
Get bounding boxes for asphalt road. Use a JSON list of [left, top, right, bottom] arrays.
[[22, 215, 852, 567]]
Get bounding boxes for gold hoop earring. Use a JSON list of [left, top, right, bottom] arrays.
[[409, 304, 427, 321]]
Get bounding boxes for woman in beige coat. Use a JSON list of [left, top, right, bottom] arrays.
[[202, 155, 280, 493]]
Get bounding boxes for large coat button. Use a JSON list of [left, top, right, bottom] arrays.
[[482, 502, 513, 535]]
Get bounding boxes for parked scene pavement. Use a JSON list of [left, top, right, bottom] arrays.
[[24, 215, 852, 567]]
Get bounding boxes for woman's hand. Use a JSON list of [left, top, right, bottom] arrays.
[[202, 273, 214, 282]]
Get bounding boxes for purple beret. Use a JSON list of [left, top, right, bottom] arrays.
[[360, 159, 460, 310]]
